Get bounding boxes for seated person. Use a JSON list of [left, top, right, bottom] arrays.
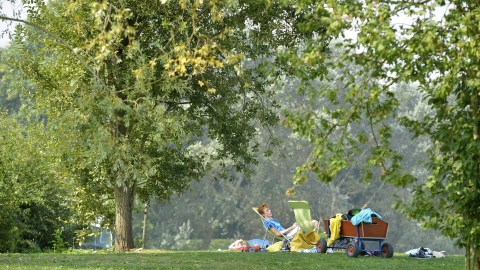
[[257, 203, 319, 239]]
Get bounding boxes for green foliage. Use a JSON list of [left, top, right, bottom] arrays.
[[0, 114, 75, 252], [0, 45, 74, 253], [0, 218, 20, 253], [133, 68, 462, 253], [134, 237, 143, 249], [3, 0, 331, 250], [148, 220, 193, 250], [0, 50, 27, 115], [280, 0, 480, 264], [0, 46, 44, 122], [50, 229, 67, 253]]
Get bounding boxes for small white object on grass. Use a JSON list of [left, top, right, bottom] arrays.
[[218, 249, 221, 251], [433, 251, 445, 258]]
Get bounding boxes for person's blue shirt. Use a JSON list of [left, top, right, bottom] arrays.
[[263, 219, 285, 231]]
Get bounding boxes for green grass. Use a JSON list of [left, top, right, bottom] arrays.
[[0, 250, 464, 269]]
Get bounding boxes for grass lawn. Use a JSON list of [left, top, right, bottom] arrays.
[[0, 250, 464, 270]]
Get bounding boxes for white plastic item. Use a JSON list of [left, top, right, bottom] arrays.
[[433, 251, 445, 258]]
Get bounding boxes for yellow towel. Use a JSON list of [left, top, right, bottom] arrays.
[[290, 231, 321, 252], [305, 231, 320, 244], [326, 213, 343, 250]]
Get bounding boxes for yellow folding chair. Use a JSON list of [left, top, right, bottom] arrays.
[[287, 201, 328, 239]]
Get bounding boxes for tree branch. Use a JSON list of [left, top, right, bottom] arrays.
[[0, 16, 110, 92], [154, 1, 212, 58]]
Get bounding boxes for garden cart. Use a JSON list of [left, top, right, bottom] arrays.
[[316, 215, 394, 258]]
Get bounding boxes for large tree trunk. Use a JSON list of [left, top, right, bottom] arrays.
[[202, 222, 213, 250], [115, 184, 135, 252]]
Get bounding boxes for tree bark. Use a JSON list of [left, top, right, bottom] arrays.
[[202, 222, 213, 250], [115, 184, 135, 252], [466, 242, 471, 270], [474, 245, 479, 270], [142, 203, 148, 249], [472, 89, 480, 270], [472, 91, 478, 140]]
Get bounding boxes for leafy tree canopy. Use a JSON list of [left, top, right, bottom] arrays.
[[1, 0, 331, 251], [283, 0, 480, 266]]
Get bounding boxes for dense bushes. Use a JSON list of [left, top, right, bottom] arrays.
[[0, 207, 21, 253], [0, 116, 75, 252]]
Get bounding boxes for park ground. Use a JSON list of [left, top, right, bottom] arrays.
[[0, 250, 465, 269]]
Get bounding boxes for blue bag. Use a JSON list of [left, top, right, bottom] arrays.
[[248, 238, 269, 248]]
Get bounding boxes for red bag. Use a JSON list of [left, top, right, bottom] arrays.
[[241, 246, 261, 252]]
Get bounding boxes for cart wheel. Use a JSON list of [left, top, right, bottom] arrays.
[[359, 241, 366, 256], [381, 242, 394, 258], [317, 239, 328, 254], [346, 242, 359, 258]]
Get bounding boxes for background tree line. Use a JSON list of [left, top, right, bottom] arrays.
[[130, 44, 463, 255], [0, 46, 81, 252], [0, 40, 463, 254]]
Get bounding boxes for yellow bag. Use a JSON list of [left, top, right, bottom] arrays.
[[266, 241, 283, 252], [290, 231, 320, 252]]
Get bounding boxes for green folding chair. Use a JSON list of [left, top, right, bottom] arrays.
[[252, 207, 288, 243], [287, 201, 328, 239]]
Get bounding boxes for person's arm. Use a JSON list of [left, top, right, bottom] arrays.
[[269, 222, 298, 237]]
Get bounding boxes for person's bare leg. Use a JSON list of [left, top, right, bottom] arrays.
[[313, 220, 319, 231]]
